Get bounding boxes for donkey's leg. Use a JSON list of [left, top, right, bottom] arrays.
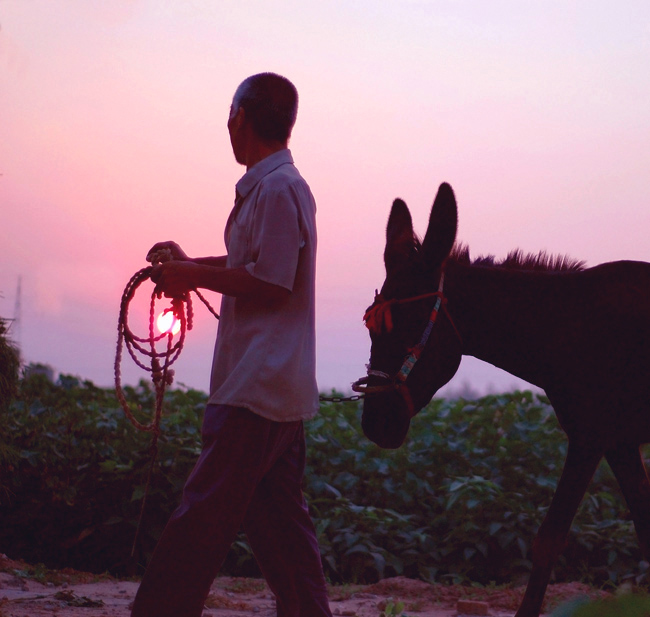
[[605, 444, 650, 558], [515, 443, 602, 617]]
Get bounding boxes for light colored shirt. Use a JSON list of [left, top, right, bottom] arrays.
[[208, 149, 318, 421]]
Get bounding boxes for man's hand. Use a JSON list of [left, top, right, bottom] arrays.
[[150, 261, 198, 299], [146, 241, 191, 264]]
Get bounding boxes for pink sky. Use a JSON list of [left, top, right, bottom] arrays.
[[2, 1, 650, 395]]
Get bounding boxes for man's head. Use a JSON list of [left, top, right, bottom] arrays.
[[228, 73, 298, 166]]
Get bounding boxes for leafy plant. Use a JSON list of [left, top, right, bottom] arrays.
[[381, 598, 406, 616], [551, 591, 650, 617], [2, 379, 647, 588], [1, 375, 207, 575], [0, 317, 20, 409], [0, 317, 21, 498]]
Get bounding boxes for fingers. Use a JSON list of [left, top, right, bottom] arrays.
[[146, 241, 189, 264], [149, 265, 165, 298], [149, 263, 191, 300], [147, 246, 174, 265], [150, 264, 161, 281]]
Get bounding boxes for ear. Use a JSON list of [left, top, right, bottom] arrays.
[[384, 198, 416, 272], [422, 182, 457, 271]]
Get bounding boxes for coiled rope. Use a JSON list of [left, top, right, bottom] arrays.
[[114, 250, 219, 555]]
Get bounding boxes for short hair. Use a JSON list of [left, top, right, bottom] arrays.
[[232, 73, 298, 143]]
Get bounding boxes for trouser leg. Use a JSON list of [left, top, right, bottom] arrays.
[[243, 423, 332, 617], [131, 405, 301, 617]]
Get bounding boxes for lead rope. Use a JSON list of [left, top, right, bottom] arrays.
[[114, 250, 219, 556]]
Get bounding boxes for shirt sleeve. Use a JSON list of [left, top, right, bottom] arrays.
[[244, 183, 302, 291]]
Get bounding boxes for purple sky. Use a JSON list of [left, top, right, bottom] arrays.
[[2, 1, 649, 395]]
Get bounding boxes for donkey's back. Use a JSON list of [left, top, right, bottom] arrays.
[[537, 260, 650, 446]]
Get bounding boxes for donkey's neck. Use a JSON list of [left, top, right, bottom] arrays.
[[445, 261, 570, 389]]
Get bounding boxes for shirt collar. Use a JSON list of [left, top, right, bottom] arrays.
[[235, 149, 294, 200]]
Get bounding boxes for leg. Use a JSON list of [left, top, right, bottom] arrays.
[[243, 422, 332, 617], [605, 443, 650, 558], [131, 405, 301, 617], [516, 442, 602, 617]]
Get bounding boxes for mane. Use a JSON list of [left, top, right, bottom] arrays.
[[449, 244, 585, 272]]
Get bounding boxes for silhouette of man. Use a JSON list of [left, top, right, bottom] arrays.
[[131, 72, 332, 617]]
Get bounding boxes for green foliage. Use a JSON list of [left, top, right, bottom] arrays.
[[551, 591, 650, 617], [0, 317, 21, 500], [0, 317, 20, 410], [381, 599, 406, 616], [307, 392, 645, 587], [1, 380, 647, 587], [1, 374, 207, 575]]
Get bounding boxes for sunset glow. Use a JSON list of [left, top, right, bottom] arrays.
[[2, 1, 649, 395]]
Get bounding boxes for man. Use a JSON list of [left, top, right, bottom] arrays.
[[131, 73, 332, 617]]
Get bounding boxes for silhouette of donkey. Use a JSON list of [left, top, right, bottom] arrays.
[[354, 182, 650, 617]]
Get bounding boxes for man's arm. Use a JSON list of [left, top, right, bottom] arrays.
[[146, 241, 260, 297], [151, 260, 290, 303], [146, 241, 228, 268], [193, 256, 228, 267]]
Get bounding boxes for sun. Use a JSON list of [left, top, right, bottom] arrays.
[[156, 309, 181, 336]]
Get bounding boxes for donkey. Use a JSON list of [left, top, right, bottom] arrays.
[[354, 182, 650, 617]]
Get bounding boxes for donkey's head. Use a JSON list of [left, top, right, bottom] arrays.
[[356, 183, 463, 448]]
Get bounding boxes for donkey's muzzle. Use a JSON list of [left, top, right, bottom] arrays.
[[361, 395, 411, 449]]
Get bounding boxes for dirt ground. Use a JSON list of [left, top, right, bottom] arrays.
[[0, 554, 608, 617]]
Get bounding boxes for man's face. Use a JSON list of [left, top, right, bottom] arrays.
[[227, 104, 246, 165]]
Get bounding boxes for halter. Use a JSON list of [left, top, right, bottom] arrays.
[[352, 272, 459, 416]]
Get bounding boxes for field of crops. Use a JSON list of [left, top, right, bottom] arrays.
[[1, 374, 648, 590]]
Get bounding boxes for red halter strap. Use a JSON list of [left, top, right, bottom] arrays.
[[354, 273, 460, 416], [363, 289, 444, 335]]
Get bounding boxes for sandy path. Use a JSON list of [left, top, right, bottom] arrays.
[[0, 555, 605, 616]]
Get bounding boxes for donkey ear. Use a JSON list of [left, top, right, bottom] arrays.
[[422, 183, 457, 271], [384, 198, 416, 272]]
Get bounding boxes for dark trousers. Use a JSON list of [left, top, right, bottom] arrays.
[[131, 404, 332, 617]]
